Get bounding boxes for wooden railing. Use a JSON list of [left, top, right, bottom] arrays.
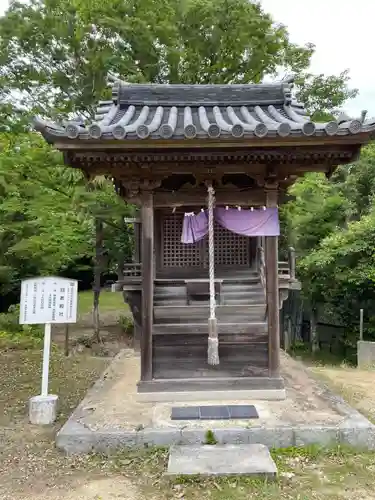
[[278, 247, 296, 280], [123, 263, 142, 278]]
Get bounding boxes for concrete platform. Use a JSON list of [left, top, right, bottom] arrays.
[[56, 350, 375, 454], [167, 444, 277, 477], [138, 388, 286, 402]]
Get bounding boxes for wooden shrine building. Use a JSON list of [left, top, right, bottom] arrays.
[[35, 77, 375, 398]]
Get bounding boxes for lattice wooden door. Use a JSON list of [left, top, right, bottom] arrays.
[[161, 214, 250, 268], [213, 222, 250, 266], [162, 214, 204, 268]]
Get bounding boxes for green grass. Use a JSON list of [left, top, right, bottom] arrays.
[[92, 445, 375, 500], [289, 343, 356, 367], [78, 290, 128, 316]]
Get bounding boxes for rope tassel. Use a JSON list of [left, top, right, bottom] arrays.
[[207, 183, 219, 365]]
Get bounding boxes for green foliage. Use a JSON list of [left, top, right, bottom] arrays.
[[118, 314, 134, 335], [0, 132, 134, 299], [0, 133, 92, 294], [0, 0, 356, 120], [296, 70, 358, 120], [0, 304, 43, 339], [284, 143, 375, 347], [204, 429, 218, 445], [0, 331, 43, 350], [283, 173, 348, 256]]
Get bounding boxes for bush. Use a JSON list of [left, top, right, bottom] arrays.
[[73, 335, 93, 348], [118, 314, 134, 335], [0, 331, 43, 350], [0, 304, 43, 339]]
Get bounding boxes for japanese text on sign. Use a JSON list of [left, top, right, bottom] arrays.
[[19, 277, 78, 325]]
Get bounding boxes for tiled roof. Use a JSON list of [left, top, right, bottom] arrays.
[[34, 78, 375, 142]]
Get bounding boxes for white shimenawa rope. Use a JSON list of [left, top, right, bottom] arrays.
[[207, 183, 219, 365]]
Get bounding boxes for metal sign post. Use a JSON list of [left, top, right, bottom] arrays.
[[19, 276, 78, 425]]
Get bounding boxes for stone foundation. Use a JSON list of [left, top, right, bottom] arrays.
[[55, 350, 375, 454]]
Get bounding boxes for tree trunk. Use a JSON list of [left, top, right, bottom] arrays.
[[117, 258, 125, 281], [92, 217, 104, 343], [310, 307, 319, 353]]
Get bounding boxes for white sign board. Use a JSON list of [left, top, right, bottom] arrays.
[[19, 277, 78, 325]]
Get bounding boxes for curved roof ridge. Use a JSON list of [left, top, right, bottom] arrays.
[[113, 80, 294, 107]]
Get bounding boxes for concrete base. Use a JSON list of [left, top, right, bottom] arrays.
[[357, 341, 375, 369], [167, 444, 277, 477], [55, 350, 375, 454], [138, 389, 286, 403], [29, 394, 58, 425]]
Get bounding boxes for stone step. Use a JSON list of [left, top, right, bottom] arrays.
[[166, 444, 277, 477]]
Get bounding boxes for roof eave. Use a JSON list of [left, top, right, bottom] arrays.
[[44, 130, 375, 152]]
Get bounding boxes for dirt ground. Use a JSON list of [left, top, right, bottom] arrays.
[[2, 305, 375, 499]]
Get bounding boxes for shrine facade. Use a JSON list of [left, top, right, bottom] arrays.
[[35, 76, 375, 398]]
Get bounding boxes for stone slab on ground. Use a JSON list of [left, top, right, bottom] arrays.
[[357, 340, 375, 369], [167, 444, 277, 477]]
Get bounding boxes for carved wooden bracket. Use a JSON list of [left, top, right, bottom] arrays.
[[121, 177, 163, 200], [194, 169, 217, 186]]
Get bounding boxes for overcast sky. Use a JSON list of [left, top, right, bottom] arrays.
[[0, 0, 373, 117]]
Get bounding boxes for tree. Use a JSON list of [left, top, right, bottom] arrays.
[[72, 175, 135, 341], [0, 132, 134, 315], [283, 173, 348, 257], [296, 70, 358, 121], [0, 0, 356, 120], [0, 133, 93, 297], [283, 144, 375, 354]]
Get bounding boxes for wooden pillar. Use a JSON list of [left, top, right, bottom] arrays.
[[140, 190, 154, 381], [134, 221, 141, 262], [265, 186, 280, 377]]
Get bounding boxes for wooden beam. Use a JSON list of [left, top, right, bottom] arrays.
[[55, 132, 372, 151], [140, 191, 154, 381], [265, 188, 280, 377], [153, 189, 266, 207]]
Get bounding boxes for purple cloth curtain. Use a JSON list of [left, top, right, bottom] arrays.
[[181, 211, 208, 244], [214, 207, 280, 237], [181, 207, 280, 243]]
